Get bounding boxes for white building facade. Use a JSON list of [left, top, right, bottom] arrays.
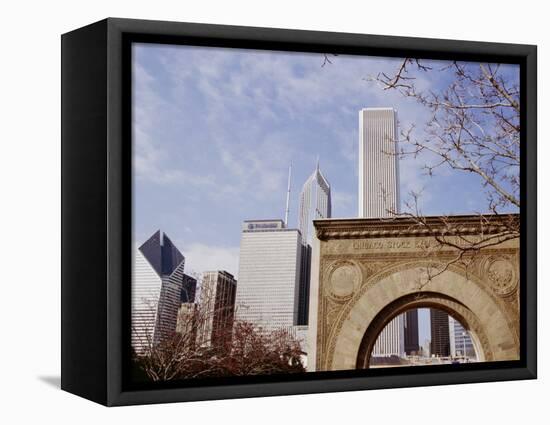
[[371, 315, 406, 358], [131, 231, 185, 354], [235, 220, 303, 332], [358, 108, 405, 358], [132, 249, 163, 352]]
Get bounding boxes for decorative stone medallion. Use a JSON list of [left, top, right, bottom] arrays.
[[485, 256, 517, 296], [327, 261, 360, 300]]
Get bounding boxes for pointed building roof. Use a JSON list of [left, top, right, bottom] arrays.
[[306, 159, 330, 192], [138, 230, 184, 276]]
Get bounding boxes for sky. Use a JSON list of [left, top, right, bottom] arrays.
[[132, 43, 519, 345]]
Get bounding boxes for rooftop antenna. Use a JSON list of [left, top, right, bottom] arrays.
[[316, 155, 320, 172], [284, 163, 292, 227]]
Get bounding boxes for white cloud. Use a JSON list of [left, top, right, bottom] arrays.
[[134, 46, 438, 204], [132, 45, 492, 253], [181, 242, 240, 279]]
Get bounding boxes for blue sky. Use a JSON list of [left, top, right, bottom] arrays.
[[132, 43, 519, 345]]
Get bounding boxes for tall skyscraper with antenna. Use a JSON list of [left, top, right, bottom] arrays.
[[298, 160, 332, 245], [297, 161, 332, 325], [235, 163, 309, 345]]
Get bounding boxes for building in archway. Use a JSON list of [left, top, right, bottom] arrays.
[[430, 309, 450, 357], [371, 315, 405, 358], [404, 310, 420, 355], [307, 215, 519, 372], [449, 316, 476, 358]]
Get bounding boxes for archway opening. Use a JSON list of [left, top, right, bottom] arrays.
[[356, 292, 487, 369], [368, 308, 479, 368]]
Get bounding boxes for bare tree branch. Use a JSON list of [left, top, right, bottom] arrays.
[[368, 58, 519, 268], [132, 274, 306, 381]]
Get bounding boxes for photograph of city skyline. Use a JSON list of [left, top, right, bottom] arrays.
[[131, 42, 521, 382]]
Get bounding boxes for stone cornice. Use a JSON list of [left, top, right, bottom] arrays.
[[313, 214, 519, 240]]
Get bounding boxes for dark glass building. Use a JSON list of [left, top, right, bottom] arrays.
[[297, 243, 311, 326], [180, 274, 197, 303], [404, 309, 419, 355], [430, 309, 451, 357], [139, 230, 184, 276]]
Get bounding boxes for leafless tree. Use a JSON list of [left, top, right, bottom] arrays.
[[132, 273, 305, 381]]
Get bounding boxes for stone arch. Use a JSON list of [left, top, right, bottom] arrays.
[[355, 292, 489, 368], [329, 264, 518, 371]]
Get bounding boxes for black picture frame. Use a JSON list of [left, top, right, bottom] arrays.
[[61, 17, 537, 406]]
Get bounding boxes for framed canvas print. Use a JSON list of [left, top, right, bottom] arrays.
[[61, 18, 537, 406]]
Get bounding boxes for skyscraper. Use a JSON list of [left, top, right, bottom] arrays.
[[297, 162, 331, 325], [198, 270, 237, 349], [358, 107, 408, 358], [404, 310, 420, 355], [132, 231, 185, 354], [372, 315, 405, 358], [358, 107, 400, 218], [180, 273, 197, 303], [448, 316, 476, 358], [430, 309, 451, 357], [298, 161, 332, 246], [235, 219, 303, 332]]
